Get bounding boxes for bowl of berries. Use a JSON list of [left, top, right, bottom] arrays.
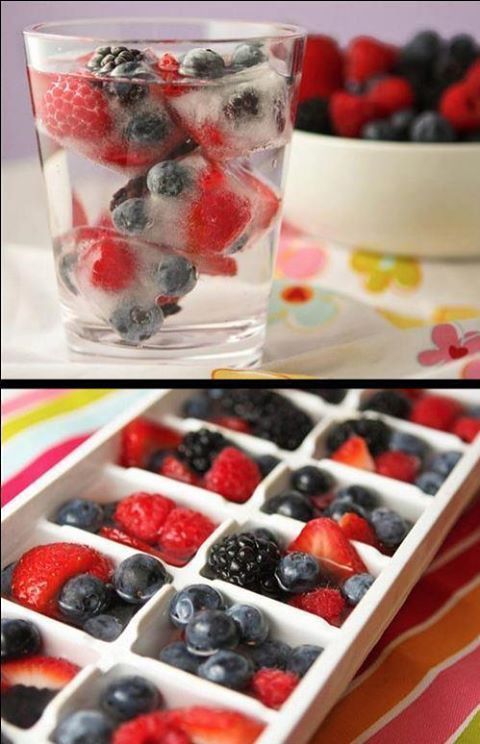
[[284, 31, 480, 258]]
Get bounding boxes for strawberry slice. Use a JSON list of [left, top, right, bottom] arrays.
[[113, 711, 190, 744], [11, 543, 113, 618], [287, 517, 367, 580], [168, 706, 265, 744], [161, 455, 202, 486], [120, 418, 183, 469], [1, 656, 80, 690], [330, 436, 375, 471], [211, 416, 251, 434], [98, 526, 167, 559], [338, 512, 380, 548]]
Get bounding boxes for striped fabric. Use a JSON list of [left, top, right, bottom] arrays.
[[1, 389, 479, 743]]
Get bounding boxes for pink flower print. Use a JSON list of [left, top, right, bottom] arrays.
[[462, 358, 480, 379], [418, 323, 480, 367]]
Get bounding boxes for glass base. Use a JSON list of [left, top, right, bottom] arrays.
[[65, 318, 265, 369]]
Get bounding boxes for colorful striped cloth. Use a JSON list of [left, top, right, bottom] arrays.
[[1, 389, 479, 743]]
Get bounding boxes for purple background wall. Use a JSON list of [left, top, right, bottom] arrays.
[[2, 1, 480, 160]]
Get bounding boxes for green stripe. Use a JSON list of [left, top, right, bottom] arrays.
[[454, 711, 480, 744]]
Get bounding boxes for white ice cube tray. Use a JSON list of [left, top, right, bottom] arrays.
[[2, 388, 479, 744]]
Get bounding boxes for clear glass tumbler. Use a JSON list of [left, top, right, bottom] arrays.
[[24, 19, 304, 367]]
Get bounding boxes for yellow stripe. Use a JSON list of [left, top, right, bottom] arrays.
[[310, 581, 480, 744], [1, 390, 114, 442]]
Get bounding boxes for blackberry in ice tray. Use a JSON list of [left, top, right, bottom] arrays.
[[207, 532, 281, 595]]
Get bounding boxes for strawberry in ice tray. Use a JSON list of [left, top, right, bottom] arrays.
[[1, 617, 80, 728], [2, 542, 171, 641]]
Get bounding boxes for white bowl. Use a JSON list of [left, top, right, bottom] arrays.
[[284, 131, 480, 259]]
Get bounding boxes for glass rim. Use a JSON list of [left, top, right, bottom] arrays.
[[23, 17, 306, 45]]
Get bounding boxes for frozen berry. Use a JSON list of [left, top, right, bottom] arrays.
[[153, 256, 197, 297], [58, 574, 112, 622], [100, 675, 160, 721], [291, 466, 334, 495], [370, 507, 410, 548], [42, 75, 112, 143], [450, 416, 480, 443], [157, 507, 216, 564], [400, 30, 443, 69], [361, 118, 397, 140], [159, 641, 200, 674], [169, 585, 224, 628], [361, 390, 412, 419], [327, 497, 369, 521], [430, 450, 462, 477], [53, 710, 114, 744], [185, 609, 238, 656], [251, 668, 298, 709], [342, 573, 375, 605], [54, 498, 104, 533], [125, 112, 170, 144], [226, 604, 269, 646], [335, 484, 378, 510], [83, 614, 124, 642], [263, 492, 314, 521], [204, 447, 261, 503], [256, 455, 281, 478], [250, 640, 291, 670], [410, 395, 463, 431], [182, 394, 212, 419], [415, 471, 445, 495], [112, 197, 151, 235], [1, 619, 41, 661], [198, 650, 253, 689], [275, 552, 320, 594], [114, 492, 174, 544], [232, 43, 266, 69], [390, 108, 416, 140], [287, 644, 323, 677], [410, 111, 456, 142], [180, 48, 226, 78], [288, 587, 345, 624], [389, 430, 429, 460], [374, 450, 420, 483], [109, 301, 163, 344], [113, 554, 169, 604], [146, 161, 190, 197], [295, 97, 331, 133], [223, 88, 260, 122]]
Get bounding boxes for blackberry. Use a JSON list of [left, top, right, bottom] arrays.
[[177, 428, 228, 474], [360, 390, 412, 419], [254, 407, 313, 450], [2, 685, 56, 728], [87, 46, 148, 105], [326, 418, 390, 456], [207, 532, 281, 595], [87, 46, 144, 75], [305, 388, 346, 404]]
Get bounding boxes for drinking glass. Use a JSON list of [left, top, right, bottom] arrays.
[[24, 19, 305, 367]]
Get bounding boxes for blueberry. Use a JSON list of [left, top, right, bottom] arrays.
[[59, 253, 78, 295], [401, 30, 443, 68], [1, 562, 16, 597], [153, 256, 197, 297], [207, 389, 226, 399], [415, 471, 445, 495], [198, 649, 254, 689], [54, 498, 104, 533], [250, 639, 291, 670], [112, 197, 151, 234], [100, 675, 160, 721], [390, 430, 429, 460], [275, 552, 320, 594], [102, 502, 118, 526], [360, 390, 412, 419], [223, 88, 260, 122], [342, 573, 375, 605], [185, 609, 239, 655], [125, 112, 169, 144], [114, 554, 169, 604], [180, 48, 226, 79], [226, 603, 269, 645], [109, 301, 164, 344], [390, 108, 416, 140], [448, 34, 479, 66], [83, 614, 124, 641], [159, 641, 200, 673], [291, 466, 334, 496], [287, 644, 323, 677], [146, 449, 170, 472], [370, 508, 410, 549], [295, 97, 331, 134], [327, 497, 369, 521], [361, 119, 398, 141], [58, 574, 112, 622], [430, 451, 462, 477], [1, 619, 41, 660], [263, 491, 314, 521], [53, 710, 114, 744], [147, 161, 190, 197], [182, 394, 212, 419], [256, 455, 281, 478], [253, 528, 279, 544], [169, 584, 224, 628], [335, 485, 378, 510], [410, 112, 456, 142], [232, 43, 266, 69]]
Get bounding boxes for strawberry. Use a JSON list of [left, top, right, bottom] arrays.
[[299, 35, 343, 102], [204, 447, 261, 503], [338, 512, 380, 548], [114, 492, 175, 544], [98, 526, 166, 559], [450, 416, 480, 443], [374, 451, 420, 483], [440, 81, 480, 132], [329, 92, 381, 137], [345, 36, 397, 84], [11, 543, 113, 617], [113, 711, 190, 744], [287, 517, 367, 580], [330, 436, 375, 471], [42, 74, 112, 143], [120, 418, 182, 469], [1, 656, 79, 690], [367, 76, 415, 115], [187, 189, 252, 255], [157, 507, 216, 566], [191, 253, 238, 277], [72, 192, 88, 227], [211, 416, 251, 434], [82, 233, 138, 292], [251, 668, 299, 709], [161, 455, 202, 486], [240, 170, 280, 232], [168, 706, 265, 744], [288, 587, 346, 625], [409, 395, 464, 431]]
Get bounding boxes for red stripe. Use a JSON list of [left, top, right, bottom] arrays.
[[1, 434, 92, 507], [434, 495, 480, 555]]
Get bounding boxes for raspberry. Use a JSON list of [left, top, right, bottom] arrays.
[[204, 447, 261, 503], [374, 451, 420, 483], [114, 492, 174, 544], [82, 233, 138, 292], [367, 76, 415, 115], [299, 35, 343, 102], [450, 416, 480, 443], [345, 36, 397, 84], [188, 188, 252, 254], [98, 526, 166, 559], [329, 92, 381, 137], [251, 668, 299, 709], [440, 81, 480, 132], [410, 395, 464, 431], [288, 587, 346, 625], [157, 507, 216, 565], [211, 416, 252, 434], [160, 455, 201, 486], [42, 75, 112, 142]]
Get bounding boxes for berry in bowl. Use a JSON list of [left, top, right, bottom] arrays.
[[284, 31, 480, 258]]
